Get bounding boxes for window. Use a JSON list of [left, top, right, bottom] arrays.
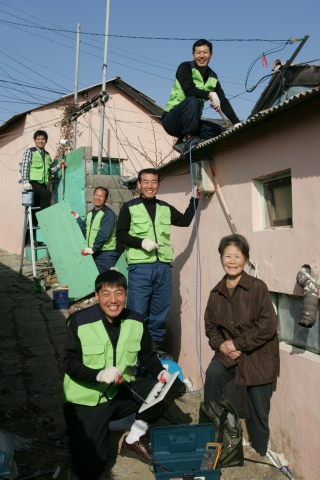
[[253, 170, 293, 230], [263, 176, 292, 227], [92, 157, 123, 176]]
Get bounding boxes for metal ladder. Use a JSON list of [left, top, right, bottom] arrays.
[[19, 205, 51, 277]]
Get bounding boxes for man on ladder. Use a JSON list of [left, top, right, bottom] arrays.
[[21, 130, 67, 242], [20, 130, 66, 276]]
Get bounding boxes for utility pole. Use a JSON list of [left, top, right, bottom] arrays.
[[73, 22, 81, 150], [98, 0, 111, 175]]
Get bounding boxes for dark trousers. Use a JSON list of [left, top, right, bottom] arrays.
[[204, 358, 273, 456], [30, 181, 51, 209], [64, 377, 161, 480], [93, 250, 119, 273], [126, 262, 172, 343], [25, 181, 51, 241], [161, 96, 224, 140]]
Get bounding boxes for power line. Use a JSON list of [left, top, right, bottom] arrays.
[[0, 79, 67, 95], [0, 20, 290, 42]]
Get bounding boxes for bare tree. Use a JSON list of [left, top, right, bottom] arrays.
[[126, 118, 174, 167]]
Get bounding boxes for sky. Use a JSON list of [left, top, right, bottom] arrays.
[[0, 0, 319, 126]]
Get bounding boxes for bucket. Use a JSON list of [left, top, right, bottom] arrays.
[[22, 190, 34, 206], [53, 287, 69, 309], [33, 276, 46, 293]]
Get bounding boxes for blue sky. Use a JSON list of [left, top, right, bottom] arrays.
[[0, 0, 319, 126]]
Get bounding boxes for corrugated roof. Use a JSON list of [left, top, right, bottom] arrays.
[[155, 85, 320, 173]]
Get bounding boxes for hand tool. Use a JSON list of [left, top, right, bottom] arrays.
[[118, 377, 147, 404], [217, 109, 232, 128]]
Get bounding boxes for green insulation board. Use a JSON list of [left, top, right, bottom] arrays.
[[115, 252, 128, 281], [54, 148, 86, 218], [36, 199, 99, 302]]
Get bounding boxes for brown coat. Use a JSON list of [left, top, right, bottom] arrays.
[[204, 271, 280, 386]]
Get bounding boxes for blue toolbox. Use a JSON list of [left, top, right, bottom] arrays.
[[151, 424, 221, 480]]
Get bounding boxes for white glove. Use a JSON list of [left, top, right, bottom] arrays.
[[157, 369, 171, 383], [192, 184, 200, 199], [96, 366, 122, 384], [23, 182, 33, 191], [81, 247, 94, 255], [209, 92, 220, 111], [141, 239, 159, 252], [233, 123, 242, 128]]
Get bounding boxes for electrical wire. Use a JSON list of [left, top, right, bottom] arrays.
[[0, 20, 290, 42], [245, 43, 289, 92], [188, 142, 206, 390]]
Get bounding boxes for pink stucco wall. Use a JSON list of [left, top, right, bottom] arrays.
[[0, 83, 174, 254], [156, 96, 320, 480]]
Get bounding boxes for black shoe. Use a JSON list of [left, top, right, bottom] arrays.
[[181, 135, 201, 154], [153, 341, 163, 352], [120, 436, 152, 465], [173, 139, 184, 153], [153, 342, 173, 360]]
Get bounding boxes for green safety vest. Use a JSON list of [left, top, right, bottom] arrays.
[[164, 61, 218, 115], [127, 200, 173, 264], [63, 311, 144, 406], [29, 148, 51, 184], [86, 208, 117, 251]]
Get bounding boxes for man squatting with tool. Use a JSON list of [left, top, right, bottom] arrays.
[[161, 39, 241, 154], [72, 187, 119, 273], [21, 130, 67, 239], [63, 270, 175, 479], [116, 168, 200, 354]]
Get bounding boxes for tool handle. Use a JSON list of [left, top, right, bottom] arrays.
[[218, 109, 232, 128]]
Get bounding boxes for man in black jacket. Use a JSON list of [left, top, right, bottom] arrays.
[[162, 39, 241, 153], [63, 270, 174, 479], [116, 168, 199, 352]]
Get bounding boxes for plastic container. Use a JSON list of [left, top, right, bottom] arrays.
[[159, 358, 184, 382], [151, 424, 220, 480], [22, 190, 34, 206], [53, 287, 69, 309]]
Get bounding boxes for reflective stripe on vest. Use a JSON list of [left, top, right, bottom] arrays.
[[29, 149, 51, 184], [86, 209, 117, 251], [63, 317, 143, 406], [164, 61, 218, 115], [127, 202, 173, 264]]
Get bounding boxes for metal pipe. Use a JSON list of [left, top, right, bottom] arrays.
[[98, 0, 111, 174], [73, 23, 81, 150]]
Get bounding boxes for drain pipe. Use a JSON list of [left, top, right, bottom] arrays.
[[296, 264, 319, 328]]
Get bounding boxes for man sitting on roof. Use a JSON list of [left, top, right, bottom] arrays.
[[162, 39, 241, 154]]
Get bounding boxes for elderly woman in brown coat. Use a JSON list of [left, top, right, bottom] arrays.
[[204, 234, 279, 457]]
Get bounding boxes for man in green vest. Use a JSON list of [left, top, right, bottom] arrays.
[[21, 130, 66, 210], [72, 187, 119, 273], [162, 39, 241, 154], [63, 270, 181, 480], [116, 168, 199, 355]]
